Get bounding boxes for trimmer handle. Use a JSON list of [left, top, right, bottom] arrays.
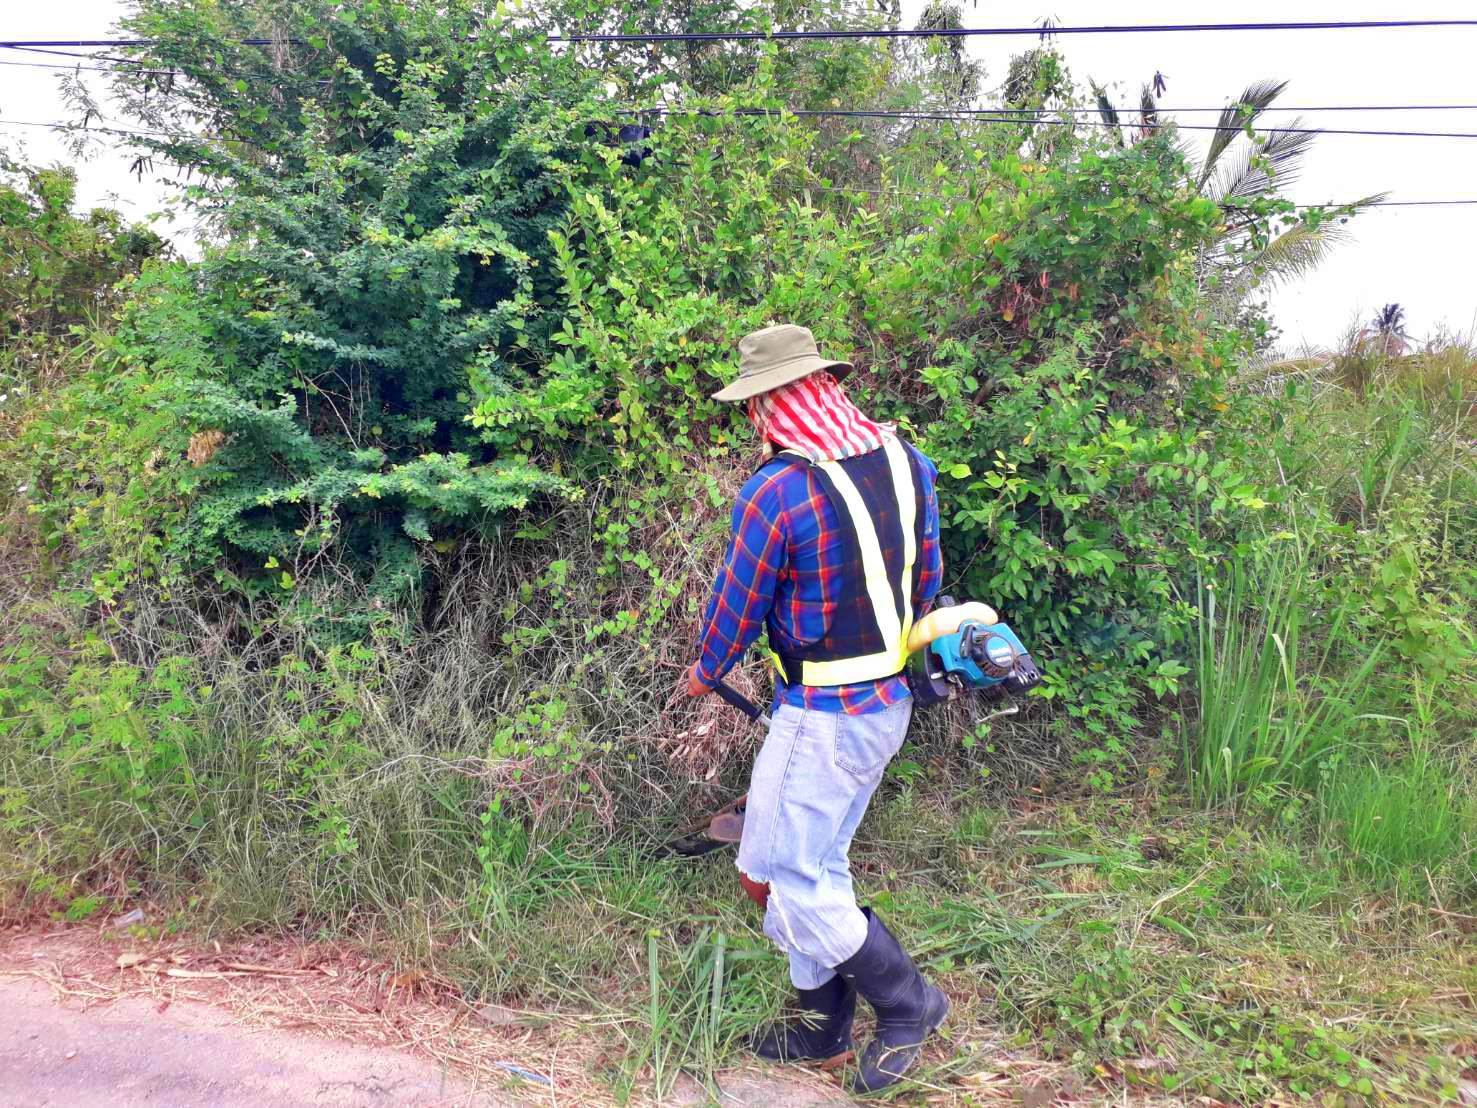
[[713, 679, 771, 727]]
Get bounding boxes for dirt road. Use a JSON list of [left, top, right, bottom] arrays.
[[0, 928, 851, 1107], [0, 973, 497, 1107]]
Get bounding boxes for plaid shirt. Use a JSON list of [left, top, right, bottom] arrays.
[[695, 443, 943, 714]]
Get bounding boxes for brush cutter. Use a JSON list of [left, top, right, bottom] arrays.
[[663, 599, 1042, 857], [663, 681, 766, 857]]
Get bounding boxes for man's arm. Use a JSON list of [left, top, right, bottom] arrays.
[[687, 474, 788, 695]]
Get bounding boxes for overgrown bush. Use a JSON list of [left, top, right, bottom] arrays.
[[5, 0, 1474, 940]]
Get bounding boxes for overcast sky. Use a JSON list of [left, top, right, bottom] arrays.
[[5, 1, 1476, 350]]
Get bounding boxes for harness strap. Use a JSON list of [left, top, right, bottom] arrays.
[[773, 438, 920, 687]]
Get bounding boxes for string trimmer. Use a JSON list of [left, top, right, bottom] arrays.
[[664, 598, 1042, 857]]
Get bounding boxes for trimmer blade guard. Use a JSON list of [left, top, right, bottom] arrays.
[[663, 796, 747, 857]]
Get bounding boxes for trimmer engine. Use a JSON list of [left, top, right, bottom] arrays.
[[906, 597, 1043, 710]]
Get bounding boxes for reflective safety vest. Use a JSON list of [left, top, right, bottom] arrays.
[[764, 436, 930, 687]]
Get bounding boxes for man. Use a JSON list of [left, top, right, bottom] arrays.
[[684, 323, 949, 1093]]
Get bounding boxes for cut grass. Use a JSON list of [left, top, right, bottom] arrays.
[[414, 787, 1477, 1103], [8, 769, 1475, 1103]]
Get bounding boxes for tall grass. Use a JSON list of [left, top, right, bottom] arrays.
[[1320, 755, 1473, 893], [1185, 549, 1388, 810], [1318, 682, 1476, 894]]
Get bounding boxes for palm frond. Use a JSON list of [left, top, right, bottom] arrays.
[[1246, 220, 1354, 285], [1210, 119, 1320, 201], [1198, 78, 1288, 188], [1139, 83, 1159, 133], [1091, 82, 1123, 146]]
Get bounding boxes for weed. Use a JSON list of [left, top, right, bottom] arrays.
[[1185, 547, 1386, 809]]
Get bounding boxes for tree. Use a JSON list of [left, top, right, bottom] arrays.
[[1090, 77, 1380, 318], [1191, 80, 1383, 305], [1364, 303, 1411, 356], [1, 156, 163, 394]]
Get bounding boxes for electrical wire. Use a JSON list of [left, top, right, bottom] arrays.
[[641, 105, 1477, 139], [4, 116, 1475, 210], [7, 56, 1477, 119], [4, 19, 1477, 49], [820, 103, 1477, 116], [0, 38, 284, 48], [0, 44, 144, 65], [0, 57, 126, 73], [1326, 199, 1477, 208], [809, 182, 1477, 209], [0, 117, 201, 140], [551, 19, 1477, 43], [9, 105, 1477, 145], [7, 54, 1477, 118]]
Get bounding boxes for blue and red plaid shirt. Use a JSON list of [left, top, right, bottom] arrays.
[[694, 442, 943, 714]]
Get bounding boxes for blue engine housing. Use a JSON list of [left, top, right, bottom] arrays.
[[907, 617, 1042, 710]]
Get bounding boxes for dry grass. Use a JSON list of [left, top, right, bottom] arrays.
[[0, 915, 1109, 1106]]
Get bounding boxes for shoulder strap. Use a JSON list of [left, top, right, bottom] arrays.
[[751, 450, 809, 480]]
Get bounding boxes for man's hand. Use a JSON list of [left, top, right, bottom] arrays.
[[684, 663, 714, 698]]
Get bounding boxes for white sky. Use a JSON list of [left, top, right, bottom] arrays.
[[4, 1, 1476, 349]]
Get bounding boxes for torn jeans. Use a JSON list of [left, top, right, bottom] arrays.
[[736, 699, 912, 989]]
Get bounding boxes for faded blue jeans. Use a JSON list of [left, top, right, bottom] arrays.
[[736, 698, 913, 989]]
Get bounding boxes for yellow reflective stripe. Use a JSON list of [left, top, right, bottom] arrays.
[[889, 436, 918, 651], [800, 646, 908, 686], [802, 438, 918, 686]]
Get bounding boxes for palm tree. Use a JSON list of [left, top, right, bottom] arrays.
[[1192, 80, 1385, 307], [1094, 78, 1384, 314], [1363, 303, 1412, 356]]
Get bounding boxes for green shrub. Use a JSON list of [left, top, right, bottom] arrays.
[[74, 4, 596, 598]]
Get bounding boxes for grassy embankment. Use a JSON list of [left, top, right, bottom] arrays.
[[3, 341, 1476, 1104]]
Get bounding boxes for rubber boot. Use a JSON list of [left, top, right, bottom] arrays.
[[750, 972, 856, 1064], [834, 910, 950, 1093]]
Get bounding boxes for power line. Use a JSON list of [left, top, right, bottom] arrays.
[[5, 55, 1477, 117], [847, 103, 1477, 116], [552, 19, 1477, 43], [810, 182, 1477, 208], [9, 106, 1477, 145], [0, 38, 284, 48], [0, 55, 327, 84], [8, 53, 1477, 120], [643, 105, 1477, 139], [5, 20, 1477, 49], [0, 55, 187, 77], [4, 115, 1474, 210], [5, 53, 1477, 117], [0, 44, 140, 64], [0, 57, 121, 73], [1328, 199, 1477, 208], [0, 117, 200, 140]]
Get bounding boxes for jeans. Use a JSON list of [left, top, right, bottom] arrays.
[[736, 698, 913, 989]]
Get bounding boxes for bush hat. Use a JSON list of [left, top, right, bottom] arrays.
[[711, 324, 854, 402]]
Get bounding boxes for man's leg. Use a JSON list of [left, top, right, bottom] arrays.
[[737, 704, 856, 1061], [737, 700, 912, 1062], [822, 701, 949, 1091], [785, 703, 909, 986], [740, 700, 910, 968]]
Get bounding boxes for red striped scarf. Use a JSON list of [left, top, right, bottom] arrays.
[[747, 371, 890, 463]]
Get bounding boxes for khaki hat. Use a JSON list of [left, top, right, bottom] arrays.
[[711, 324, 853, 402]]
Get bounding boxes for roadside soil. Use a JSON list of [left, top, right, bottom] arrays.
[[0, 920, 869, 1107]]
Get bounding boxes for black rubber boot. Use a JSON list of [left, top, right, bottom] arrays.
[[750, 972, 857, 1064], [834, 910, 950, 1093]]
